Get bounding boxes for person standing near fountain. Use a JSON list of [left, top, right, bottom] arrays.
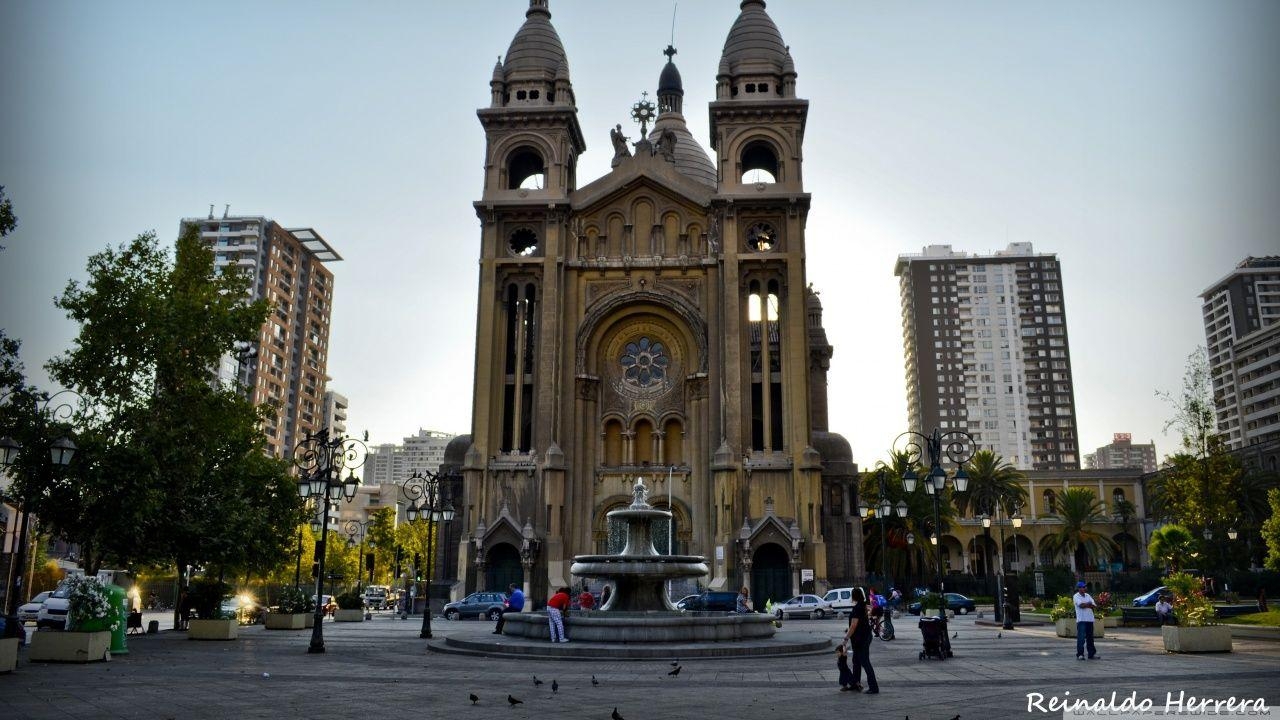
[[547, 587, 571, 643]]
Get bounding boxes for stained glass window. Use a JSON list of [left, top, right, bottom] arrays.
[[620, 337, 669, 389]]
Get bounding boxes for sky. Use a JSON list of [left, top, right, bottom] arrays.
[[1, 0, 1277, 469]]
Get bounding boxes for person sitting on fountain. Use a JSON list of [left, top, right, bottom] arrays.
[[578, 585, 595, 613], [736, 586, 752, 614]]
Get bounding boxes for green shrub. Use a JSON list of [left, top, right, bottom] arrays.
[[335, 589, 364, 610], [1165, 571, 1217, 627], [188, 577, 230, 620], [1048, 595, 1076, 621], [277, 586, 315, 614]]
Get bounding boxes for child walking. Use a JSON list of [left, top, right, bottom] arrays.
[[836, 643, 859, 692]]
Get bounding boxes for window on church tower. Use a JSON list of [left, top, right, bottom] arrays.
[[748, 279, 784, 451], [740, 140, 779, 184], [501, 282, 537, 453], [507, 147, 546, 190]]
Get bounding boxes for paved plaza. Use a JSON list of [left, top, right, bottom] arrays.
[[2, 611, 1277, 720]]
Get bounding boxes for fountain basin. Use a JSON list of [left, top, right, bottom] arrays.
[[499, 610, 777, 643]]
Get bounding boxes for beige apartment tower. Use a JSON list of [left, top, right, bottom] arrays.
[[896, 243, 1080, 470], [454, 0, 862, 606], [181, 211, 340, 457]]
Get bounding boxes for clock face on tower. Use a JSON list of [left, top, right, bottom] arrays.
[[745, 222, 777, 252]]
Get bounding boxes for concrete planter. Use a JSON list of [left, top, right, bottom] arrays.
[[263, 613, 308, 630], [305, 613, 315, 628], [334, 609, 365, 622], [1054, 618, 1105, 638], [0, 637, 18, 672], [1101, 616, 1119, 628], [1162, 625, 1232, 653], [188, 618, 238, 641], [29, 630, 111, 663]]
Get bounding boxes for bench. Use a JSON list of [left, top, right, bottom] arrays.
[[1120, 607, 1161, 626], [1215, 604, 1261, 620]]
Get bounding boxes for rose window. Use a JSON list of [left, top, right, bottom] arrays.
[[620, 337, 669, 389]]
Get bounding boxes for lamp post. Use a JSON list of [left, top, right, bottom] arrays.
[[343, 519, 374, 619], [987, 499, 1022, 628], [0, 390, 85, 643], [400, 470, 455, 639], [896, 428, 974, 646], [292, 427, 366, 654], [858, 469, 909, 587]]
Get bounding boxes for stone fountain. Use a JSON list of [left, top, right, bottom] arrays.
[[495, 477, 777, 644], [569, 477, 707, 611]]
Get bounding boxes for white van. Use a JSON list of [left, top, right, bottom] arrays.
[[822, 587, 855, 616]]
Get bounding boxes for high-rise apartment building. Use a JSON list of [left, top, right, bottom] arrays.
[[181, 209, 341, 457], [361, 429, 456, 486], [322, 390, 349, 437], [896, 243, 1080, 470], [1201, 256, 1280, 449], [1084, 433, 1157, 473]]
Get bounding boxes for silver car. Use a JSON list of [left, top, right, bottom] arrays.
[[18, 591, 51, 624], [773, 594, 834, 619]]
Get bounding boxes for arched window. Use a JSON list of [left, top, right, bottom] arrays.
[[501, 282, 537, 452], [1112, 488, 1125, 507], [603, 419, 624, 467], [507, 147, 546, 190], [633, 418, 654, 466], [662, 418, 683, 466], [747, 279, 784, 451], [1043, 489, 1057, 514], [740, 140, 779, 184]]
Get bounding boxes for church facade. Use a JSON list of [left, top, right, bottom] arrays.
[[454, 0, 863, 609]]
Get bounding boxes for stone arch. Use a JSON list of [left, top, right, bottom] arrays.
[[576, 291, 708, 375], [938, 535, 964, 574], [751, 543, 791, 611]]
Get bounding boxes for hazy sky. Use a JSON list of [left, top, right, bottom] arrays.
[[1, 1, 1277, 468]]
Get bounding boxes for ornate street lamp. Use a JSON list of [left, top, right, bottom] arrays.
[[292, 427, 367, 654], [399, 470, 456, 639], [0, 390, 87, 643], [895, 428, 975, 652]]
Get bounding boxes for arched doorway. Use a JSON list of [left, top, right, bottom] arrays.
[[751, 543, 791, 612], [485, 543, 522, 593]]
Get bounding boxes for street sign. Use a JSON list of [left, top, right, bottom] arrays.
[[800, 568, 814, 582]]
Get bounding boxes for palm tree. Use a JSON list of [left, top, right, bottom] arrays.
[[955, 450, 1028, 518], [1148, 523, 1195, 572], [1041, 488, 1118, 571], [869, 450, 955, 587]]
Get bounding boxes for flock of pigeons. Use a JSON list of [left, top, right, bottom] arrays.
[[466, 661, 686, 718]]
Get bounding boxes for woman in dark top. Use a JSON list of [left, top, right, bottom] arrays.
[[841, 587, 880, 694]]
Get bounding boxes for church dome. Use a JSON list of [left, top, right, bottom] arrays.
[[719, 0, 789, 76], [504, 0, 568, 81], [651, 46, 716, 187]]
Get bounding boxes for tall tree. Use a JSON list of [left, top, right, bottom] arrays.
[[1262, 490, 1280, 572], [0, 185, 15, 248], [1040, 488, 1117, 571], [40, 227, 303, 581], [1149, 524, 1196, 573], [955, 449, 1028, 518]]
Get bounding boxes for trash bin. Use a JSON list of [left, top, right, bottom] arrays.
[[105, 583, 129, 655], [147, 620, 159, 634]]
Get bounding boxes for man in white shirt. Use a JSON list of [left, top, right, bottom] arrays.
[[1155, 596, 1173, 625], [1073, 581, 1098, 660]]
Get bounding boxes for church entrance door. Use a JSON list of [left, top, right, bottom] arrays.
[[751, 543, 791, 613], [485, 543, 522, 593]]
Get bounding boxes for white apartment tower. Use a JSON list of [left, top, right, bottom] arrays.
[[896, 243, 1080, 470], [361, 429, 457, 486], [181, 209, 341, 457], [1201, 256, 1280, 450]]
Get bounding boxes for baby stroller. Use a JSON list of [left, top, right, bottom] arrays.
[[917, 616, 951, 660]]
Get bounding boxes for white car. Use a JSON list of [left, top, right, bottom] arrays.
[[773, 594, 834, 619], [37, 585, 71, 629], [822, 587, 855, 617], [18, 591, 51, 624]]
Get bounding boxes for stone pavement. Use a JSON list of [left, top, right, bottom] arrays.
[[1, 610, 1276, 720]]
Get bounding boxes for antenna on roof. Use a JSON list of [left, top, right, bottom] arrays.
[[670, 2, 677, 46], [208, 204, 214, 220], [223, 204, 230, 219]]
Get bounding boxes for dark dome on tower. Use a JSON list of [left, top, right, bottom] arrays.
[[504, 0, 568, 81], [650, 45, 716, 187], [719, 0, 789, 76]]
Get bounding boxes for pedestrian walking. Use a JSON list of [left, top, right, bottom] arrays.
[[1073, 581, 1098, 660], [841, 587, 879, 694]]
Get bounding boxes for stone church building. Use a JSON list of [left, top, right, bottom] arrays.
[[451, 0, 863, 609]]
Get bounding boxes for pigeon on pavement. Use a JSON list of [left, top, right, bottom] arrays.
[[533, 676, 543, 687], [612, 709, 625, 720], [668, 665, 681, 677], [592, 675, 599, 686], [469, 693, 478, 705], [508, 695, 523, 706], [552, 679, 558, 694]]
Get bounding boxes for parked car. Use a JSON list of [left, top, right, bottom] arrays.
[[442, 592, 508, 621], [908, 592, 977, 616], [773, 594, 833, 619], [678, 591, 740, 612], [18, 591, 51, 624], [673, 594, 701, 610], [37, 585, 71, 629], [220, 594, 262, 625], [1132, 586, 1169, 607], [822, 587, 855, 616]]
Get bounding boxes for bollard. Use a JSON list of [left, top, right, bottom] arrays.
[[147, 620, 159, 634]]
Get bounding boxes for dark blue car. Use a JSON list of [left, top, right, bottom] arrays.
[[908, 592, 976, 615]]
